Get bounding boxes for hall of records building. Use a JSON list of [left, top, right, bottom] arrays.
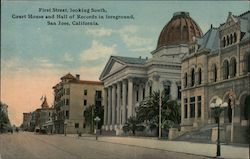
[[180, 11, 249, 143]]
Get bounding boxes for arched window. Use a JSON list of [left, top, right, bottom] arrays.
[[198, 68, 202, 85], [184, 73, 188, 88], [223, 37, 226, 47], [230, 57, 237, 77], [211, 64, 217, 82], [227, 36, 229, 46], [223, 60, 229, 79], [191, 68, 195, 86], [230, 34, 233, 45], [233, 32, 237, 43]]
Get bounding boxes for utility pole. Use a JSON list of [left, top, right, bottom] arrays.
[[159, 91, 162, 139]]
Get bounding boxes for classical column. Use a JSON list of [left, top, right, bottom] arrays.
[[145, 81, 151, 97], [112, 84, 116, 130], [107, 86, 112, 128], [170, 82, 177, 100], [128, 78, 134, 117], [152, 75, 160, 92], [116, 82, 121, 126], [103, 88, 107, 127], [138, 84, 143, 102], [122, 80, 127, 124]]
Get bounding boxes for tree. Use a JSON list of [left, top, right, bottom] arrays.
[[136, 91, 181, 135], [137, 91, 160, 124], [123, 116, 145, 135], [0, 102, 11, 133], [162, 100, 181, 129], [83, 104, 104, 133]]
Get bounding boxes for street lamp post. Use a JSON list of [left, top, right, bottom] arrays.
[[64, 120, 67, 136], [228, 89, 236, 143], [210, 98, 228, 157], [159, 91, 162, 139], [94, 116, 101, 140]]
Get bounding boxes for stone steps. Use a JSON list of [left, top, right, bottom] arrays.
[[175, 124, 218, 143], [100, 130, 116, 136]]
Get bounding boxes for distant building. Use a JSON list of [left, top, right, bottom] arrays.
[[22, 112, 32, 131], [180, 11, 250, 143], [34, 96, 55, 132], [53, 73, 104, 134]]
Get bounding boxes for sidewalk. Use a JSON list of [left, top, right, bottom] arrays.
[[61, 134, 249, 159]]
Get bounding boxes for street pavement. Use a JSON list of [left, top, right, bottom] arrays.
[[1, 132, 249, 159], [0, 132, 211, 159]]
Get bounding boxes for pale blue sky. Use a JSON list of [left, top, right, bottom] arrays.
[[1, 1, 249, 125]]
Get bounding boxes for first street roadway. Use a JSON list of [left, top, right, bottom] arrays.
[[0, 132, 210, 159]]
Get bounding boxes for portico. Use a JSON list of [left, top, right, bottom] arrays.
[[103, 77, 148, 131]]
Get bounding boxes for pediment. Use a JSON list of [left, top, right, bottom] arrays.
[[99, 57, 126, 80]]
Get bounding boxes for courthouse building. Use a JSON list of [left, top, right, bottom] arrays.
[[100, 12, 203, 134], [53, 73, 103, 134], [181, 11, 250, 143]]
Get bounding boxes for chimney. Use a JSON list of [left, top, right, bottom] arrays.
[[76, 74, 80, 80], [229, 12, 232, 16], [210, 24, 213, 29], [146, 57, 148, 60], [139, 56, 141, 59]]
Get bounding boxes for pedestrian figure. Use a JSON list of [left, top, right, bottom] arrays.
[[16, 127, 19, 133]]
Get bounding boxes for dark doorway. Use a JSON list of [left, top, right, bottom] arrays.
[[228, 99, 232, 123], [244, 95, 250, 120]]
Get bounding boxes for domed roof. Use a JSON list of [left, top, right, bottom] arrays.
[[157, 12, 203, 49]]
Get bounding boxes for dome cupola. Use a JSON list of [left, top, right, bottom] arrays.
[[157, 12, 203, 49]]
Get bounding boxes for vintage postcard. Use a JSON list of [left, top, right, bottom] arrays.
[[1, 1, 249, 159]]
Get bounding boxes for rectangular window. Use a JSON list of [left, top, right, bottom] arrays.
[[96, 90, 102, 99], [95, 101, 101, 107], [198, 96, 202, 118], [184, 98, 188, 118], [83, 123, 86, 128], [75, 123, 79, 128], [84, 100, 87, 106], [136, 90, 139, 102], [142, 88, 145, 99], [66, 99, 69, 106], [190, 97, 195, 118], [177, 86, 181, 100], [65, 110, 69, 119], [84, 89, 87, 95]]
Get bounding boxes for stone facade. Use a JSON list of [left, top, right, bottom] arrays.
[[99, 12, 203, 135], [181, 11, 250, 143], [53, 73, 104, 134], [22, 112, 32, 131]]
